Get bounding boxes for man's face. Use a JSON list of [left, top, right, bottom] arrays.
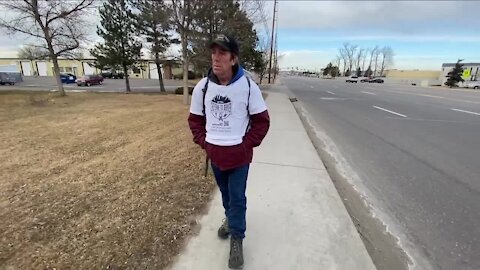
[[211, 45, 236, 78]]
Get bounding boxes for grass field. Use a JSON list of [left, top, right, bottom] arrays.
[[0, 91, 215, 269]]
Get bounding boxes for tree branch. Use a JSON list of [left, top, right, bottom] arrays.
[[46, 0, 94, 25]]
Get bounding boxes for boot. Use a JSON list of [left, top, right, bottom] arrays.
[[229, 237, 244, 269], [218, 219, 229, 239]]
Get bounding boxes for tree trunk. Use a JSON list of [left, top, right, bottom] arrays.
[[51, 54, 65, 96], [123, 64, 131, 93], [380, 55, 386, 77], [155, 52, 166, 93], [362, 56, 366, 72], [182, 33, 189, 105], [374, 55, 379, 77], [44, 30, 64, 96]]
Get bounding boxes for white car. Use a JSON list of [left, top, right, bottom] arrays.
[[346, 76, 359, 83], [464, 81, 480, 89]]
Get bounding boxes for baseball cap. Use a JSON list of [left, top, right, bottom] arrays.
[[209, 34, 239, 56]]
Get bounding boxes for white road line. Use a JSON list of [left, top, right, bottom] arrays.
[[451, 108, 480, 116], [310, 86, 314, 88], [327, 91, 335, 95], [319, 97, 345, 100], [373, 106, 407, 118], [416, 93, 445, 99], [361, 91, 376, 95]]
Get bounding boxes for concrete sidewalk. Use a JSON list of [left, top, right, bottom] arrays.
[[170, 87, 376, 270]]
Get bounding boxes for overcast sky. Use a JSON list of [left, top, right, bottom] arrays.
[[1, 1, 479, 71]]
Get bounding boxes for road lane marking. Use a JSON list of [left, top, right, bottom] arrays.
[[327, 91, 335, 95], [310, 86, 314, 88], [451, 108, 480, 116], [373, 106, 407, 118], [319, 97, 345, 100], [361, 91, 376, 95], [415, 93, 445, 99]]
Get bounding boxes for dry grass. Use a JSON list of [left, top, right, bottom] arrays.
[[0, 91, 216, 269]]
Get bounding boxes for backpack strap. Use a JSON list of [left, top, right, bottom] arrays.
[[202, 78, 210, 177], [246, 76, 251, 116], [202, 79, 209, 116], [244, 76, 251, 135]]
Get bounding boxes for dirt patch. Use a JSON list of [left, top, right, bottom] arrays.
[[0, 91, 216, 269]]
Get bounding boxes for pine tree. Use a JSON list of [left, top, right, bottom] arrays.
[[356, 67, 362, 77], [364, 65, 372, 77], [323, 63, 333, 76], [134, 0, 172, 93], [445, 59, 464, 88], [345, 69, 351, 77], [190, 1, 262, 74], [330, 66, 340, 78], [91, 0, 142, 93]]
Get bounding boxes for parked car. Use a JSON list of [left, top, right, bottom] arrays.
[[173, 70, 195, 80], [464, 80, 480, 89], [101, 71, 124, 79], [346, 76, 359, 83], [0, 73, 16, 85], [60, 73, 77, 84], [76, 74, 103, 86], [368, 78, 384, 83], [360, 77, 370, 83]]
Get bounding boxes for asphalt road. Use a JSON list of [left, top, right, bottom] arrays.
[[0, 76, 186, 93], [282, 76, 480, 270]]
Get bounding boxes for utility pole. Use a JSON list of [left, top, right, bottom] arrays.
[[273, 24, 278, 82], [268, 0, 278, 84]]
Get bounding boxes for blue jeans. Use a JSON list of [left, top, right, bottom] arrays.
[[211, 163, 249, 239]]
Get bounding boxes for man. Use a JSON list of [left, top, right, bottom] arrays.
[[188, 34, 270, 269]]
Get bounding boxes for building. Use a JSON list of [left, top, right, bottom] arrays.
[[0, 58, 178, 80], [385, 69, 442, 86], [441, 62, 480, 85]]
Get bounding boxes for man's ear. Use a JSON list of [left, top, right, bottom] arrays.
[[231, 55, 238, 66]]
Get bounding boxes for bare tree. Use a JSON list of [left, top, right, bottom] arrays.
[[338, 48, 347, 76], [0, 0, 95, 96], [373, 45, 381, 77], [342, 42, 358, 74], [257, 35, 270, 84], [355, 48, 364, 72], [238, 0, 267, 25], [379, 46, 394, 77], [17, 44, 49, 60], [171, 0, 202, 105], [367, 46, 378, 76], [361, 48, 369, 72]]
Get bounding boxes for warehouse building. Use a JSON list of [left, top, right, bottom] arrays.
[[0, 58, 177, 80]]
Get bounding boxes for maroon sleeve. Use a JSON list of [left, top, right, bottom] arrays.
[[188, 113, 207, 149], [244, 110, 270, 148]]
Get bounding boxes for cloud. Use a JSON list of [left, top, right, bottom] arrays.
[[277, 1, 480, 34], [281, 34, 480, 43], [278, 49, 336, 70]]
